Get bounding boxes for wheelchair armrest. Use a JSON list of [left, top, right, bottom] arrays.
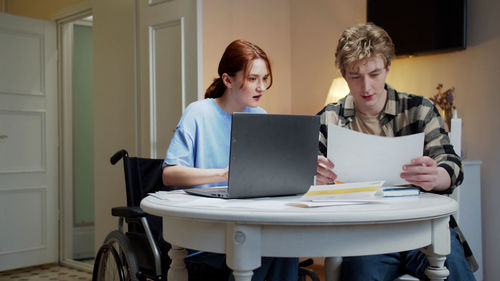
[[299, 258, 314, 267], [111, 206, 147, 218]]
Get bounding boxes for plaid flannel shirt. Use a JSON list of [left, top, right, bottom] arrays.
[[317, 83, 464, 191]]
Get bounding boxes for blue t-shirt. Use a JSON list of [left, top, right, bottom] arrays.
[[164, 98, 266, 188]]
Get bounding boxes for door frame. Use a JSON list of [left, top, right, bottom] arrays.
[[53, 1, 93, 271]]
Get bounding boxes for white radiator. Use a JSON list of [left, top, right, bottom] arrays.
[[451, 161, 483, 281]]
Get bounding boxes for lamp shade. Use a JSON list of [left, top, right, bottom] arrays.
[[324, 77, 349, 105]]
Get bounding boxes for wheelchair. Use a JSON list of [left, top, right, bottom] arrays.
[[92, 149, 320, 281]]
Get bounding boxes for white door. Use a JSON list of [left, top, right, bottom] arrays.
[[0, 13, 58, 271], [137, 0, 201, 158]]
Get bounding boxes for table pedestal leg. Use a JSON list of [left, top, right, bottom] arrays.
[[232, 270, 254, 281], [422, 217, 451, 281], [226, 224, 261, 281], [168, 245, 188, 281], [424, 255, 449, 281]]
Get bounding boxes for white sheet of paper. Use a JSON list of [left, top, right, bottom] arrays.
[[149, 191, 293, 210], [287, 200, 381, 208], [327, 124, 424, 186]]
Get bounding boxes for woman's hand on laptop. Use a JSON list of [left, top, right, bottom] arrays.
[[162, 165, 229, 186], [316, 155, 337, 185]]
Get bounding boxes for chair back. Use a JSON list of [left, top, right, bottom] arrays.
[[110, 149, 166, 207], [449, 114, 461, 157]]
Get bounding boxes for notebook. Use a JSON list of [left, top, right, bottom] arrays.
[[184, 112, 320, 199]]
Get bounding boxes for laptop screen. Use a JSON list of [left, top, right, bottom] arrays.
[[227, 113, 320, 198]]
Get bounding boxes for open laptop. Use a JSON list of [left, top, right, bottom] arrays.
[[184, 112, 320, 199]]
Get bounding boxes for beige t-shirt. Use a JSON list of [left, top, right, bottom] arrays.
[[349, 108, 394, 137]]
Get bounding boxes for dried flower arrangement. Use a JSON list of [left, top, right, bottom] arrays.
[[430, 84, 456, 131]]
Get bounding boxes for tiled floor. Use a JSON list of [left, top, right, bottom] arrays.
[[0, 264, 91, 281]]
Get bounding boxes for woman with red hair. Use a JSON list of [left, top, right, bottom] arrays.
[[162, 40, 298, 281]]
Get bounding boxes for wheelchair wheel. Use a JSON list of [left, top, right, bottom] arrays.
[[93, 230, 140, 281]]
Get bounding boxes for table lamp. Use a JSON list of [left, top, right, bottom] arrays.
[[324, 77, 349, 105]]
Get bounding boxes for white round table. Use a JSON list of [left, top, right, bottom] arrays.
[[141, 192, 457, 281]]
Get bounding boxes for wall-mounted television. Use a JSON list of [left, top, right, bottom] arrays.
[[366, 0, 467, 56]]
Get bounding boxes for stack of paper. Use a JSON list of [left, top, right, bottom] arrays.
[[304, 181, 384, 196], [287, 181, 385, 208]]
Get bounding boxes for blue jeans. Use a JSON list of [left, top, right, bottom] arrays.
[[186, 251, 298, 281], [341, 228, 476, 281]]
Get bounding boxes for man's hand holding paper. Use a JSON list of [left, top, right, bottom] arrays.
[[316, 155, 337, 184], [400, 156, 452, 191]]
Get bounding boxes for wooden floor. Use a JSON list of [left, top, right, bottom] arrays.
[[306, 263, 326, 281], [304, 257, 326, 281]]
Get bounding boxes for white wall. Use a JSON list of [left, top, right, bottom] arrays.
[[93, 0, 136, 250], [290, 0, 365, 115]]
